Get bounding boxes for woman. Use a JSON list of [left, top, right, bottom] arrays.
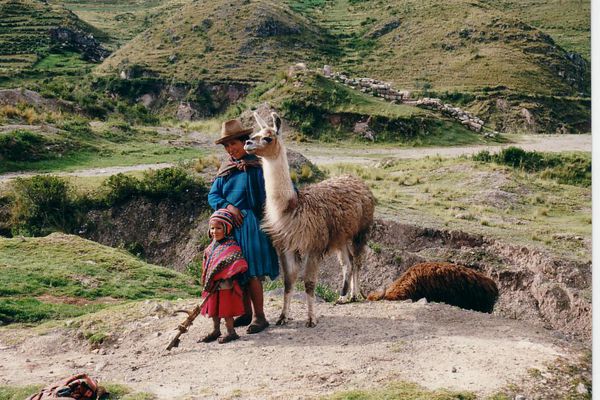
[[207, 118, 279, 334]]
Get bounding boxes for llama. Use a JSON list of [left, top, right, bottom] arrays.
[[244, 112, 375, 327], [367, 262, 498, 313]]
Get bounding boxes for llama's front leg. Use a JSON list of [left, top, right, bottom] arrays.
[[277, 252, 298, 326], [303, 255, 319, 327]]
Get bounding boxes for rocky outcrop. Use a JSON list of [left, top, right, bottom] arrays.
[[366, 19, 401, 39], [0, 89, 77, 112], [49, 27, 110, 62]]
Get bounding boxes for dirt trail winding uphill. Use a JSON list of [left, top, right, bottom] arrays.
[[0, 293, 586, 399]]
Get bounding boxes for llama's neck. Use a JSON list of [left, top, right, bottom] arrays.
[[261, 144, 296, 221]]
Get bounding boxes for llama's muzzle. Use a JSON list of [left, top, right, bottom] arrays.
[[244, 140, 257, 153]]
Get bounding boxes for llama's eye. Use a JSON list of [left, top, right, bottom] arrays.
[[264, 137, 273, 143]]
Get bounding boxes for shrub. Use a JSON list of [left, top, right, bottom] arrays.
[[59, 118, 93, 137], [0, 130, 50, 161], [141, 167, 205, 200], [101, 167, 208, 206], [101, 173, 141, 205], [472, 147, 591, 186], [10, 175, 76, 236]]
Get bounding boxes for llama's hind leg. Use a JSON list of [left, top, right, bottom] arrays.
[[277, 251, 298, 326], [303, 254, 319, 327], [337, 248, 351, 297], [349, 256, 364, 302], [335, 245, 356, 304], [350, 229, 369, 301]]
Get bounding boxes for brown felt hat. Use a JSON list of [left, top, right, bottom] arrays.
[[215, 119, 254, 145]]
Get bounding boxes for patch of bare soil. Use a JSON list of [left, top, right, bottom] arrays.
[[0, 294, 589, 399]]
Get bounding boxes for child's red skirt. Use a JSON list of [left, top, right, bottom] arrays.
[[200, 281, 245, 318]]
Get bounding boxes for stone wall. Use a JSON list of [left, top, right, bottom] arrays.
[[323, 65, 496, 136]]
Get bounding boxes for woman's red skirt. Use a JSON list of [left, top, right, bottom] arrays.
[[200, 281, 245, 318]]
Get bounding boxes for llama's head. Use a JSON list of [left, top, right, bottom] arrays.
[[244, 112, 282, 159]]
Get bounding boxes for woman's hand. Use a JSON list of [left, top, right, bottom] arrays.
[[226, 204, 243, 227]]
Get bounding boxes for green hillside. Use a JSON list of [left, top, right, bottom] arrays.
[[0, 0, 590, 133], [98, 0, 590, 97], [60, 0, 189, 50], [0, 233, 198, 324], [96, 0, 335, 82], [312, 0, 589, 96], [0, 0, 107, 85], [492, 0, 590, 61]]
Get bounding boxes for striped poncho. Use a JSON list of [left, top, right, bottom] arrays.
[[201, 238, 248, 293]]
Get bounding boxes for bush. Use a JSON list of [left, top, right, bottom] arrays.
[[10, 175, 77, 236], [141, 167, 206, 200], [101, 173, 141, 205], [0, 130, 50, 161], [101, 167, 208, 206], [472, 147, 591, 186], [59, 118, 93, 137]]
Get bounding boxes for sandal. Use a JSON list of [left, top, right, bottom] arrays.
[[218, 332, 240, 344], [246, 318, 269, 334], [199, 331, 221, 343], [233, 314, 252, 327]]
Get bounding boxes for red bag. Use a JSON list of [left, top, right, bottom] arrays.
[[26, 373, 106, 400]]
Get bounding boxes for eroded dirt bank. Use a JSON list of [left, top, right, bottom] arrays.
[[81, 198, 592, 343], [318, 220, 591, 343]]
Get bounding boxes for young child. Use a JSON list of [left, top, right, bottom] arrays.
[[199, 209, 248, 344]]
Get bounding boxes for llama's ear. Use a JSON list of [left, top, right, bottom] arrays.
[[271, 112, 282, 135], [253, 111, 268, 130]]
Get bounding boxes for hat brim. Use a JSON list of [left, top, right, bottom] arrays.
[[215, 128, 254, 145]]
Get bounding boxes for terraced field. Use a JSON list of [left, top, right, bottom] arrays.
[[0, 0, 99, 85], [60, 0, 188, 49]]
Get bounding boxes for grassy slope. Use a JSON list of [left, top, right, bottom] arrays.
[[0, 0, 100, 83], [97, 0, 589, 96], [96, 0, 334, 82], [0, 122, 204, 174], [60, 0, 189, 50], [491, 0, 590, 61], [327, 154, 591, 261], [0, 233, 199, 324], [319, 0, 588, 96]]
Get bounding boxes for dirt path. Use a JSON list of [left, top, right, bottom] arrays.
[[0, 293, 581, 399], [0, 134, 590, 183], [289, 134, 592, 165], [0, 163, 175, 183]]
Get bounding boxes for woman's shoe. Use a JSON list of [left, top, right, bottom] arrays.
[[233, 314, 252, 327], [246, 318, 269, 334]]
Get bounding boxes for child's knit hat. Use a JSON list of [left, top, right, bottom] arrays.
[[209, 208, 235, 236]]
